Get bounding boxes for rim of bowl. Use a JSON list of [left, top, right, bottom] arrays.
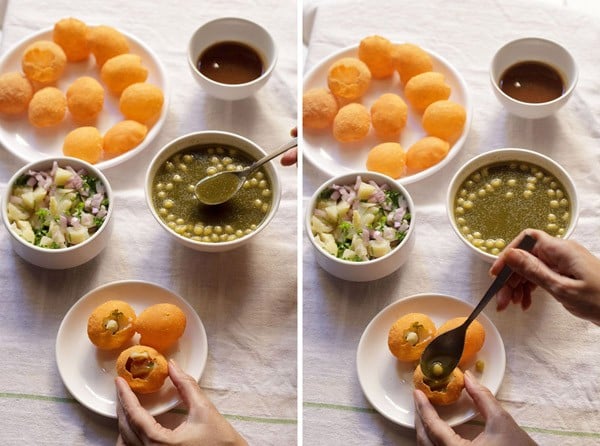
[[305, 171, 416, 266], [490, 37, 579, 108], [145, 130, 281, 248], [446, 147, 579, 261], [1, 156, 114, 253], [187, 17, 278, 90]]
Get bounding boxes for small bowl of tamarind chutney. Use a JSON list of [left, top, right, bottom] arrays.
[[188, 17, 277, 101], [490, 37, 577, 119]]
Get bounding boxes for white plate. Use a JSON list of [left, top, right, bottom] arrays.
[[356, 293, 505, 428], [303, 44, 472, 184], [0, 27, 169, 170], [55, 280, 207, 418]]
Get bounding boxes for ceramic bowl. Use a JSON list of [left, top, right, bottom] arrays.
[[305, 171, 416, 282], [490, 37, 577, 119], [1, 157, 114, 269], [447, 148, 579, 263], [187, 17, 277, 100], [145, 130, 281, 252]]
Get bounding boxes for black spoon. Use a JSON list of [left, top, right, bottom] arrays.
[[420, 234, 537, 381]]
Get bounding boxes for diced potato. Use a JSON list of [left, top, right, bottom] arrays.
[[357, 181, 377, 200], [54, 167, 74, 186], [49, 197, 59, 217], [32, 186, 47, 203], [324, 204, 338, 223], [7, 203, 30, 221], [59, 199, 73, 214], [316, 232, 337, 256], [39, 236, 54, 248], [67, 226, 90, 245], [352, 210, 361, 230], [21, 191, 35, 210], [363, 213, 375, 227], [336, 200, 350, 216], [49, 221, 66, 246], [341, 248, 356, 260], [17, 220, 35, 243], [369, 239, 391, 258], [310, 215, 333, 234]]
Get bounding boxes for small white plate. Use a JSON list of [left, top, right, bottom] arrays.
[[55, 280, 207, 418], [356, 293, 505, 428], [303, 44, 472, 184], [0, 27, 169, 170]]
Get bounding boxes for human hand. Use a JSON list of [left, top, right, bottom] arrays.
[[280, 127, 298, 166], [489, 229, 600, 325], [116, 360, 248, 446], [414, 370, 536, 446]]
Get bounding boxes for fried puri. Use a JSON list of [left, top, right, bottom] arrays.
[[119, 82, 164, 123], [87, 300, 136, 350], [366, 142, 406, 179], [406, 136, 450, 171], [134, 303, 187, 353], [66, 76, 104, 123], [413, 364, 465, 406], [332, 103, 370, 142], [388, 313, 436, 362], [302, 88, 338, 130], [436, 317, 485, 367], [103, 120, 148, 157], [62, 126, 103, 164], [422, 100, 466, 143], [0, 72, 33, 115], [53, 17, 90, 62], [370, 93, 408, 140], [116, 345, 169, 394], [327, 57, 372, 100], [358, 35, 395, 79], [101, 54, 149, 95], [28, 87, 67, 128], [21, 40, 67, 85], [392, 43, 433, 85], [404, 71, 451, 113], [87, 25, 129, 68]]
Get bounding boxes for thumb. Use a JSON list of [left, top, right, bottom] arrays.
[[463, 370, 504, 421], [168, 360, 213, 421]]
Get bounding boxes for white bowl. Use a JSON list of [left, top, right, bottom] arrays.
[[145, 131, 281, 252], [490, 37, 578, 119], [187, 17, 277, 101], [1, 157, 114, 269], [305, 172, 416, 282], [447, 148, 579, 263]]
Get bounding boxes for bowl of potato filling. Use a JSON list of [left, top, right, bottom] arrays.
[[1, 157, 113, 269], [145, 131, 281, 252], [305, 171, 416, 282], [447, 148, 578, 262]]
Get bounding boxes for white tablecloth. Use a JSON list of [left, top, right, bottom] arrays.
[[0, 1, 297, 444], [302, 1, 600, 445]]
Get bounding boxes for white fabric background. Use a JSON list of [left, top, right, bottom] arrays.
[[0, 1, 297, 444], [302, 0, 600, 445]]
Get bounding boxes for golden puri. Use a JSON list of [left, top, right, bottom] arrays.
[[302, 88, 338, 130], [388, 312, 436, 362], [436, 317, 485, 367], [406, 136, 450, 172], [413, 364, 465, 406], [87, 25, 129, 68], [0, 72, 33, 115], [87, 300, 136, 350], [116, 345, 169, 394], [62, 126, 103, 164], [119, 82, 164, 123], [370, 93, 408, 140], [101, 54, 148, 95], [404, 71, 451, 113], [327, 57, 371, 100], [366, 142, 406, 179], [66, 76, 105, 124], [103, 120, 148, 158], [332, 103, 370, 142], [21, 40, 67, 85], [28, 87, 67, 128], [134, 303, 187, 352], [392, 43, 433, 85], [422, 100, 466, 143], [53, 17, 90, 62], [358, 35, 395, 79]]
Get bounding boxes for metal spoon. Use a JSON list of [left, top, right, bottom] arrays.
[[194, 137, 297, 205], [420, 234, 537, 381]]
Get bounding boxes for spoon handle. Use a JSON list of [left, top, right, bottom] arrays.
[[247, 137, 298, 173], [464, 234, 537, 327]]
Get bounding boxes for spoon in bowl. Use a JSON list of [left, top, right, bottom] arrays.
[[420, 234, 537, 382], [194, 137, 297, 205]]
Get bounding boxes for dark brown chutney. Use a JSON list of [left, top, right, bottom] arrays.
[[499, 61, 564, 103], [197, 41, 264, 84], [151, 144, 273, 243]]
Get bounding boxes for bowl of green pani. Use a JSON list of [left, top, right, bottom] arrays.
[[144, 131, 281, 252], [447, 148, 578, 262]]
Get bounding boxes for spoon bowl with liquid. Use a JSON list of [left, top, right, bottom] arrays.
[[420, 234, 537, 382], [490, 37, 577, 119], [195, 137, 297, 205]]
